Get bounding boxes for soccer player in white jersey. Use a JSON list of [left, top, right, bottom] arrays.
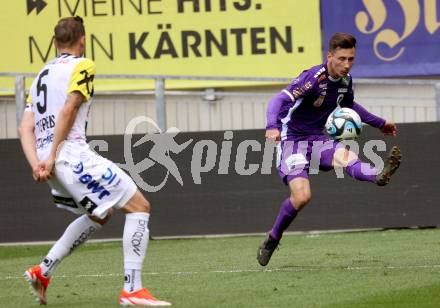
[[19, 16, 171, 306]]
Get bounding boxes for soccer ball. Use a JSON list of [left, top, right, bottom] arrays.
[[325, 107, 362, 140]]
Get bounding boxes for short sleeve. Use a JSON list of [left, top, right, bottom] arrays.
[[68, 58, 96, 102], [24, 81, 35, 112]]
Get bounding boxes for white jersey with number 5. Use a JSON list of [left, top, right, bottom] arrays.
[[25, 54, 96, 161]]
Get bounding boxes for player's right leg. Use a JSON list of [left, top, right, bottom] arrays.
[[118, 190, 171, 306], [257, 177, 311, 266], [257, 139, 313, 266]]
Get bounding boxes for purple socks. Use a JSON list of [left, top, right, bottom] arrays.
[[345, 159, 377, 183], [270, 198, 298, 240]]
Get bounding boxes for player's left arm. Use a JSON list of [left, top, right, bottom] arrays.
[[351, 102, 397, 136], [343, 78, 397, 136]]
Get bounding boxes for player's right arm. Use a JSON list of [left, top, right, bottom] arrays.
[[18, 103, 40, 181], [266, 71, 315, 141], [265, 92, 291, 141]]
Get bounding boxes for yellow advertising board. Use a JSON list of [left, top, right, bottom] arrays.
[[1, 0, 322, 90]]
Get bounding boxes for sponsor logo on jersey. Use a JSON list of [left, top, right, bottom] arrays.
[[341, 76, 350, 86], [36, 133, 54, 150], [338, 88, 348, 93], [36, 114, 55, 133], [292, 81, 313, 98], [304, 81, 312, 90], [292, 88, 303, 98], [313, 67, 326, 78]]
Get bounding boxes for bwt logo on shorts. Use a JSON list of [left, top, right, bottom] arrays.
[[73, 162, 115, 200]]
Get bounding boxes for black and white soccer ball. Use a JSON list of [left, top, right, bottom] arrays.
[[325, 107, 362, 140]]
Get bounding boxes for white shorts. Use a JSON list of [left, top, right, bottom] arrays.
[[48, 141, 137, 219]]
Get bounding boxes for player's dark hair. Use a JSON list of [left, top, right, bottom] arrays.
[[54, 16, 85, 48], [328, 32, 356, 52]]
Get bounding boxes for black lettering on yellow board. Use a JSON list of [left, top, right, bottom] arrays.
[[28, 33, 114, 64], [51, 1, 264, 17], [57, 0, 163, 17], [29, 36, 56, 63], [92, 0, 107, 16], [148, 0, 162, 14], [206, 29, 227, 56], [57, 0, 87, 17], [154, 31, 178, 59], [129, 32, 151, 59], [182, 31, 203, 58], [230, 28, 247, 55], [128, 26, 293, 60], [250, 27, 265, 55], [177, 0, 254, 13], [28, 26, 293, 64], [90, 33, 113, 60]]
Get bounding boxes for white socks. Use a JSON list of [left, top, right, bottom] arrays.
[[40, 215, 102, 277], [123, 212, 150, 292], [38, 211, 150, 293]]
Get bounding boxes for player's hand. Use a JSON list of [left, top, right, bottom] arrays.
[[37, 158, 55, 182], [31, 163, 42, 182], [265, 129, 281, 141], [380, 121, 397, 136]]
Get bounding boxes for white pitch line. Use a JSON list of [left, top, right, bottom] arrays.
[[2, 264, 440, 281], [0, 228, 389, 246]]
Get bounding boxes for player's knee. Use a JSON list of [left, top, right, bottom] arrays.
[[89, 208, 113, 225], [140, 198, 151, 213], [291, 192, 311, 210], [122, 190, 151, 213], [135, 192, 151, 213]]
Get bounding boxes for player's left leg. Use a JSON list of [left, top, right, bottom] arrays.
[[118, 190, 171, 306], [24, 213, 111, 304], [376, 146, 402, 186], [332, 146, 377, 183], [24, 182, 112, 305], [332, 144, 401, 185]]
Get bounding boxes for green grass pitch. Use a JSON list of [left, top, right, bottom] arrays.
[[1, 229, 439, 307]]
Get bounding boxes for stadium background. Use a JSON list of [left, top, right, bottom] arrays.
[[0, 0, 439, 242]]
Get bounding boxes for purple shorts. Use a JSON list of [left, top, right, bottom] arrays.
[[277, 135, 345, 185]]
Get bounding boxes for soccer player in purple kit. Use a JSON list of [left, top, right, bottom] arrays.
[[257, 33, 402, 266]]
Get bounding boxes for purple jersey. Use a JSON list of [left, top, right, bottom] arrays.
[[266, 63, 385, 139]]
